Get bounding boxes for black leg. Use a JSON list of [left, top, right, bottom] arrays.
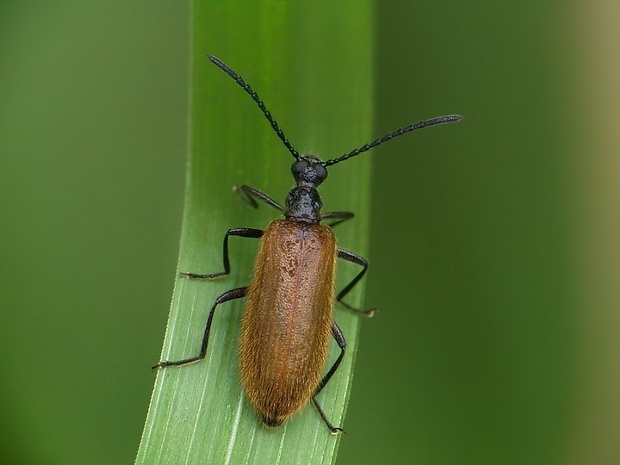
[[235, 185, 284, 212], [336, 248, 375, 317], [312, 398, 344, 435], [312, 321, 346, 434], [321, 211, 354, 228], [152, 286, 248, 369], [181, 228, 263, 279], [314, 322, 347, 395]]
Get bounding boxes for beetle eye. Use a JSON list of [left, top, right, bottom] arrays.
[[314, 164, 327, 181], [291, 160, 308, 176]]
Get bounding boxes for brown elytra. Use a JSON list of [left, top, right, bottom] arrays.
[[240, 220, 337, 427]]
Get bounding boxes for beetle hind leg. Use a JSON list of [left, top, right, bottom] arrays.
[[312, 398, 344, 435], [152, 286, 247, 369], [309, 321, 347, 434]]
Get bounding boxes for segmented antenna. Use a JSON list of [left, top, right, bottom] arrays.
[[208, 55, 301, 160], [323, 115, 462, 167]]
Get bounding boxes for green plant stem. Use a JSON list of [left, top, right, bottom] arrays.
[[136, 2, 373, 464]]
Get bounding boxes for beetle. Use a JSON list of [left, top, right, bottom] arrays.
[[154, 55, 462, 433]]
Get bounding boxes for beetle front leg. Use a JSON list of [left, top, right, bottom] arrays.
[[321, 211, 354, 228], [235, 185, 284, 212]]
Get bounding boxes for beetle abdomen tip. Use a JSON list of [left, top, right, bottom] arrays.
[[262, 416, 283, 428]]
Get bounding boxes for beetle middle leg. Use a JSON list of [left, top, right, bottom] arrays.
[[153, 286, 248, 369], [312, 321, 347, 434], [336, 248, 375, 317], [181, 227, 263, 279]]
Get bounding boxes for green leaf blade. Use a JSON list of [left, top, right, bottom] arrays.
[[136, 2, 373, 464]]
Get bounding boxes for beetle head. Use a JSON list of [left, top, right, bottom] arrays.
[[291, 156, 327, 188]]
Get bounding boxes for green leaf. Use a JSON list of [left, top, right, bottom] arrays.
[[136, 2, 373, 464]]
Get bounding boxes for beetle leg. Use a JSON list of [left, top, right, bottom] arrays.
[[235, 184, 284, 212], [320, 211, 354, 228], [312, 399, 344, 435], [180, 228, 263, 279], [336, 248, 376, 317], [314, 322, 347, 395], [152, 286, 248, 369], [311, 321, 346, 434]]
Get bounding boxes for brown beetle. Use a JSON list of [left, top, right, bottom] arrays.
[[154, 55, 461, 433]]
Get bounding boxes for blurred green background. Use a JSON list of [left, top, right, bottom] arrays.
[[1, 1, 618, 464]]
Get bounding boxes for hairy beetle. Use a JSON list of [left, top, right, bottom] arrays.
[[154, 55, 461, 433]]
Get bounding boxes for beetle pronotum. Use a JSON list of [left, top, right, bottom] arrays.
[[154, 55, 461, 433]]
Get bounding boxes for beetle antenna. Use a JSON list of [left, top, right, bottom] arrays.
[[208, 55, 301, 160], [322, 115, 462, 167]]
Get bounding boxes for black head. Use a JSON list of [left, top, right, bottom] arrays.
[[291, 156, 328, 188]]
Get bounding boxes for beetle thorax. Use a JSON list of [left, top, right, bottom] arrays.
[[284, 187, 323, 224]]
